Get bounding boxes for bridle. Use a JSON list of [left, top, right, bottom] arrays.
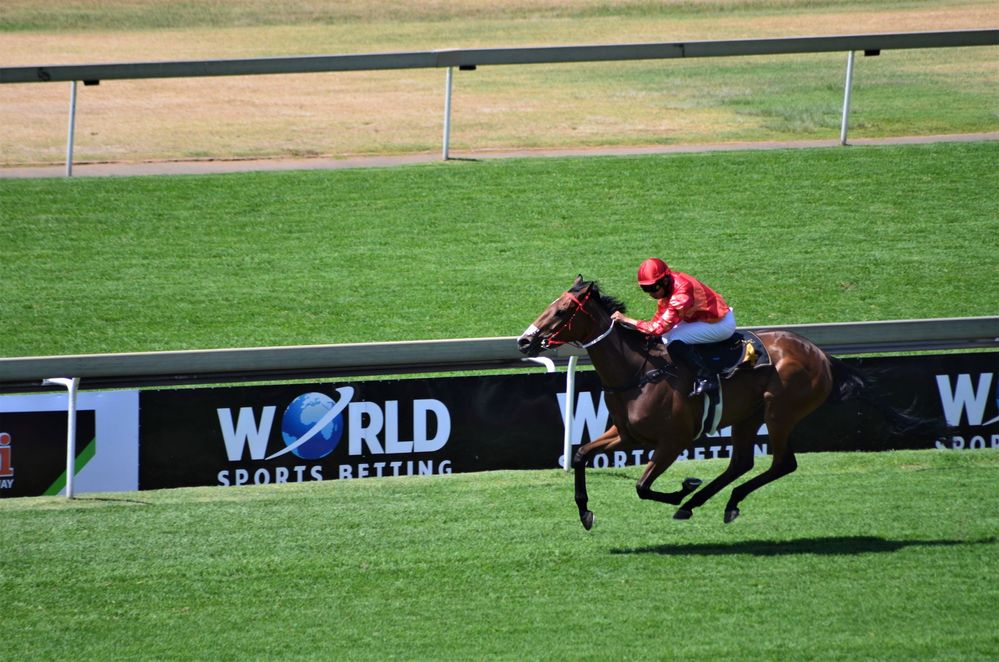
[[540, 289, 615, 349]]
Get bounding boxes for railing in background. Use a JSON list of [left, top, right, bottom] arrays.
[[2, 30, 996, 175], [1, 317, 996, 394]]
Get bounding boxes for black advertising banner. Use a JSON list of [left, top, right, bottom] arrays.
[[139, 352, 998, 491], [139, 372, 571, 490], [0, 410, 96, 498]]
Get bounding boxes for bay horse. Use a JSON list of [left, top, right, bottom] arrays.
[[517, 276, 867, 529]]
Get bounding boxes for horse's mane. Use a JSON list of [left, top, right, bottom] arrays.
[[570, 278, 626, 315]]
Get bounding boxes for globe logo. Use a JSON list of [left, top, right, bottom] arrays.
[[272, 388, 354, 461]]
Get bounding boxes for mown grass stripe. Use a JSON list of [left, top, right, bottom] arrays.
[[1, 142, 996, 358]]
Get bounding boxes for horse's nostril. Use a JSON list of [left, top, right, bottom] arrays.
[[517, 336, 530, 349]]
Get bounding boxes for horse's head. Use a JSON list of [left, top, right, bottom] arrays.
[[517, 276, 620, 357]]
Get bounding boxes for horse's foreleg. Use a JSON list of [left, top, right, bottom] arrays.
[[573, 459, 595, 530], [635, 450, 701, 507], [572, 426, 622, 530], [674, 416, 760, 519]]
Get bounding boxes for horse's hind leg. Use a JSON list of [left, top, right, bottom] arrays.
[[674, 414, 761, 519], [724, 420, 797, 523]]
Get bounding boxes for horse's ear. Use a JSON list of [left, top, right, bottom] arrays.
[[571, 275, 591, 294]]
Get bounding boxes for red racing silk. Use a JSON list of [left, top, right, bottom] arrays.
[[635, 271, 730, 336]]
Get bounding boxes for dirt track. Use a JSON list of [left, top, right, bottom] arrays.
[[2, 132, 996, 179]]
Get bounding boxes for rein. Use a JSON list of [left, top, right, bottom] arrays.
[[539, 287, 677, 392], [601, 364, 676, 394], [577, 312, 677, 392], [581, 318, 616, 348]]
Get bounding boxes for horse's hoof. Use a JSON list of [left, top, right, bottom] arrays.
[[673, 508, 693, 520], [581, 511, 594, 530], [682, 477, 702, 492], [724, 508, 740, 524]]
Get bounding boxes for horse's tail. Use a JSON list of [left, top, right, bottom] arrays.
[[828, 355, 868, 404], [827, 355, 948, 438]]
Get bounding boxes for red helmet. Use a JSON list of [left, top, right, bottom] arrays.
[[637, 257, 671, 285]]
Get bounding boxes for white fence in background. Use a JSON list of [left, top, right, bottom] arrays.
[[1, 29, 996, 174]]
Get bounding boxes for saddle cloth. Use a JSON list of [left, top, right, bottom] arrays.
[[692, 331, 772, 440]]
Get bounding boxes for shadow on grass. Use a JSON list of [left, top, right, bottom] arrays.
[[611, 536, 996, 557], [73, 495, 152, 506]]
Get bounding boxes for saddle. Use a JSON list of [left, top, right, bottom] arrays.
[[694, 330, 771, 378]]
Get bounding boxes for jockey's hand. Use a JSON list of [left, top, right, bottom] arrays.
[[611, 311, 637, 328]]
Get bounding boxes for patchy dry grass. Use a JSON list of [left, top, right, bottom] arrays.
[[1, 1, 995, 166]]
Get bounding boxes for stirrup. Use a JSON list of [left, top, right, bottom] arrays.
[[690, 376, 718, 398]]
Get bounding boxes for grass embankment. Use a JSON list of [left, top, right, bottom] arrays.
[[2, 141, 996, 357]]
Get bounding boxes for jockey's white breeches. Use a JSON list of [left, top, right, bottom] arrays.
[[663, 309, 737, 345]]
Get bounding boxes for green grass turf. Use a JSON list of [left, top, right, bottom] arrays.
[[1, 141, 996, 357], [2, 449, 996, 659]]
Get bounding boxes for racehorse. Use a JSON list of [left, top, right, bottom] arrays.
[[517, 276, 870, 530]]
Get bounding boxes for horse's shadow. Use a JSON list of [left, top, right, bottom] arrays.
[[611, 536, 995, 557]]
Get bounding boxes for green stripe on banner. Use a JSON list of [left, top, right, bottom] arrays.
[[43, 438, 97, 496]]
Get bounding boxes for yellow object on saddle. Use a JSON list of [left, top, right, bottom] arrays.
[[710, 331, 771, 381]]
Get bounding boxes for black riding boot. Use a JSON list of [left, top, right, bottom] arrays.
[[668, 340, 718, 397]]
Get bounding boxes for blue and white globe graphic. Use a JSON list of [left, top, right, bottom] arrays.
[[280, 392, 345, 460]]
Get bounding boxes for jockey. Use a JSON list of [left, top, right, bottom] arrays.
[[611, 257, 736, 397]]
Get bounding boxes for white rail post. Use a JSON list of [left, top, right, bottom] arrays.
[[562, 355, 579, 472], [840, 51, 856, 145], [442, 66, 454, 160], [521, 357, 556, 372], [66, 80, 78, 177], [42, 377, 80, 498]]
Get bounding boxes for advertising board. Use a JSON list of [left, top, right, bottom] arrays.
[[0, 391, 139, 497], [139, 372, 568, 490], [137, 352, 998, 491], [0, 352, 994, 495]]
